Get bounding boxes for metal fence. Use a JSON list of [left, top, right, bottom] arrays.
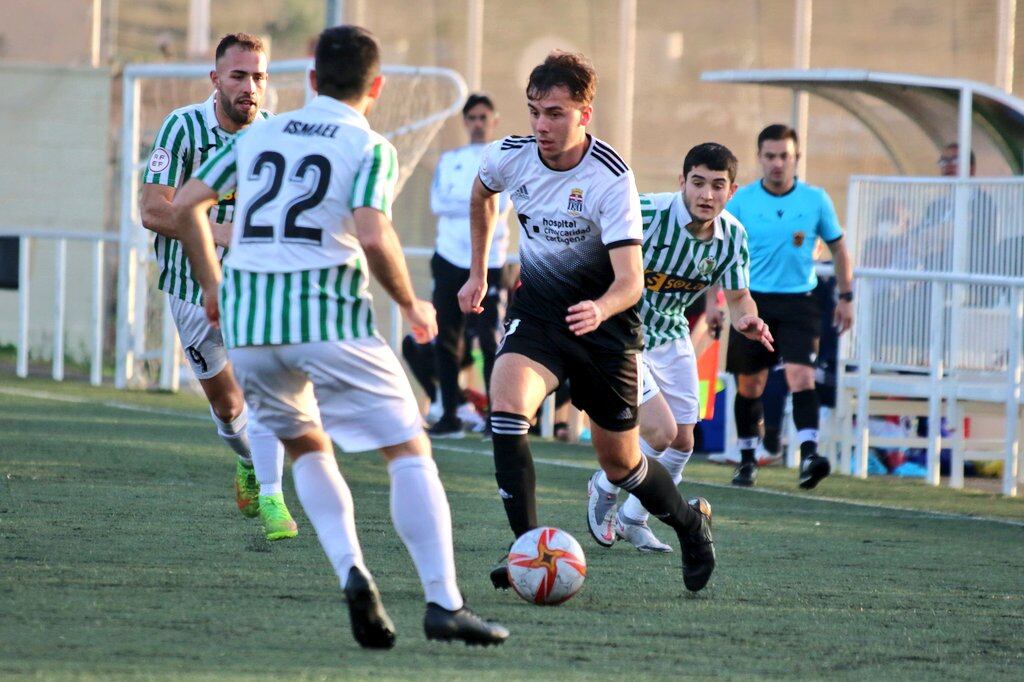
[[846, 176, 1024, 375], [1, 228, 115, 386], [839, 175, 1024, 496], [848, 176, 1024, 277]]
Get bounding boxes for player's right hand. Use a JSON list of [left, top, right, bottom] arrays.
[[204, 288, 221, 329], [402, 299, 438, 343], [736, 314, 773, 351], [457, 273, 487, 314]]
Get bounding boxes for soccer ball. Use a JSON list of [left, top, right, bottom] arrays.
[[507, 526, 587, 605]]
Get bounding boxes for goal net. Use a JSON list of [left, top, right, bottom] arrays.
[[115, 59, 466, 389]]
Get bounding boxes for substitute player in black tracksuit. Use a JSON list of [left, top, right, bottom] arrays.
[[428, 94, 511, 437]]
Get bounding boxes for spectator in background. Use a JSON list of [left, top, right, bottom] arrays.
[[863, 197, 913, 270], [428, 94, 511, 438], [920, 143, 999, 276]]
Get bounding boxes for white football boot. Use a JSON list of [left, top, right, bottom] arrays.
[[615, 512, 673, 553]]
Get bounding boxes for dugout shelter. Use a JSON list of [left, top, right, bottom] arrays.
[[702, 68, 1024, 496]]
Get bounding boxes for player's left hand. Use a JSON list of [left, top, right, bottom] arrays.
[[566, 300, 605, 336], [736, 314, 773, 351], [833, 299, 854, 335], [204, 288, 221, 329]]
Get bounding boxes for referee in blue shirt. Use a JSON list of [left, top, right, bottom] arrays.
[[721, 124, 854, 489]]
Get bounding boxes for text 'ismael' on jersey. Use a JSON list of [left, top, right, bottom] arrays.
[[283, 120, 340, 139]]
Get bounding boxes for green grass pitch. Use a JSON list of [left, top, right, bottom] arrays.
[[1, 376, 1023, 679]]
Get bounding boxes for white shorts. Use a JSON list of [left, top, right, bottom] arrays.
[[642, 337, 700, 425], [168, 294, 227, 380], [640, 356, 661, 405], [228, 336, 423, 452]]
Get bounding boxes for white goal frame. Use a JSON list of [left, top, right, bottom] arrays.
[[115, 59, 467, 389]]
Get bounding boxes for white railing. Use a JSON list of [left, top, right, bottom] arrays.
[[847, 175, 1024, 279], [2, 239, 456, 391], [839, 175, 1024, 496], [835, 268, 1024, 496], [0, 228, 117, 386]]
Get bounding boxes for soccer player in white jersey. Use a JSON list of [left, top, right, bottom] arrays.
[[586, 143, 774, 552], [139, 33, 296, 541], [459, 51, 731, 594], [171, 25, 508, 649]]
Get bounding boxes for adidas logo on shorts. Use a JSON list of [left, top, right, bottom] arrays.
[[616, 407, 634, 420]]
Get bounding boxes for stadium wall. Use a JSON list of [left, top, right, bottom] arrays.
[[0, 64, 113, 365]]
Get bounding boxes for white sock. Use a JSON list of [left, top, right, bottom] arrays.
[[292, 451, 366, 587], [660, 447, 693, 481], [248, 414, 284, 496], [595, 470, 619, 495], [620, 446, 692, 525], [211, 404, 252, 465], [797, 428, 819, 446], [388, 456, 463, 611], [639, 436, 662, 459]]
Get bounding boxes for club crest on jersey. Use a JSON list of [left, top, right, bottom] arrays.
[[567, 187, 584, 215], [697, 257, 716, 276], [793, 231, 806, 247], [149, 147, 171, 173]]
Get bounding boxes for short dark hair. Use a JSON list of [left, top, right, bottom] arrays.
[[944, 142, 977, 166], [526, 51, 597, 105], [757, 123, 799, 151], [314, 25, 381, 101], [683, 142, 739, 183], [462, 93, 495, 116], [215, 33, 266, 61]]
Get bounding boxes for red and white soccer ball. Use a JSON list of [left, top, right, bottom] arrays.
[[507, 526, 587, 606]]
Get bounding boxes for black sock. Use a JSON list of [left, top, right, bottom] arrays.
[[490, 411, 537, 538], [610, 455, 699, 535], [762, 426, 781, 455], [792, 389, 820, 461], [735, 394, 764, 465]]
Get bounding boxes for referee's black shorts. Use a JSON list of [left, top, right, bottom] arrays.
[[727, 291, 821, 375], [495, 314, 640, 432]]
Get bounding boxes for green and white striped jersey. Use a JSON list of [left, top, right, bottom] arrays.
[[194, 96, 400, 348], [640, 192, 749, 348], [141, 94, 271, 304], [219, 264, 374, 348]]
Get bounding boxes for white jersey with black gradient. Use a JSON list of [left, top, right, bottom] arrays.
[[477, 134, 644, 352]]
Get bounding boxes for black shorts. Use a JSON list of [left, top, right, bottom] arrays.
[[496, 315, 640, 431], [726, 291, 821, 374]]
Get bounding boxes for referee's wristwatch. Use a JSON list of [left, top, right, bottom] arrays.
[[837, 291, 854, 302]]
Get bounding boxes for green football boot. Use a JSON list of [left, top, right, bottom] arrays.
[[234, 459, 260, 518], [259, 493, 298, 541]]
